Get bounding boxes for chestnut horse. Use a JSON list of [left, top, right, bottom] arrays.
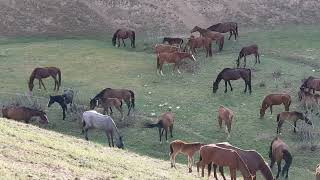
[[218, 105, 234, 139], [95, 98, 124, 121], [169, 140, 205, 172], [301, 76, 320, 93], [144, 111, 174, 143], [276, 111, 312, 134], [316, 164, 320, 180], [2, 106, 49, 124], [237, 44, 260, 68], [260, 94, 291, 118], [28, 67, 61, 92], [163, 37, 184, 47], [212, 68, 252, 94], [191, 26, 224, 51], [156, 52, 196, 76], [207, 22, 238, 40], [112, 29, 135, 48], [155, 44, 180, 54], [184, 35, 212, 57], [269, 137, 292, 179]]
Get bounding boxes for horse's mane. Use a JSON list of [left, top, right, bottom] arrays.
[[234, 151, 252, 177], [28, 68, 38, 84], [94, 88, 111, 99]]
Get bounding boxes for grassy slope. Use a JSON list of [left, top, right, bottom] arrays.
[[0, 25, 319, 179]]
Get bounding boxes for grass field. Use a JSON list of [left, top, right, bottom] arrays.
[[0, 25, 319, 179]]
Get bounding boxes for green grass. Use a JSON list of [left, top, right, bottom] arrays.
[[0, 25, 319, 179]]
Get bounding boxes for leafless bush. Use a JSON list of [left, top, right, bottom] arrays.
[[9, 93, 45, 112], [179, 60, 200, 74], [259, 81, 266, 87], [283, 80, 292, 88]]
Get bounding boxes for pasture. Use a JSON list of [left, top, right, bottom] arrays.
[[0, 25, 319, 179]]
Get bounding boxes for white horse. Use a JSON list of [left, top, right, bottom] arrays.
[[82, 110, 124, 148]]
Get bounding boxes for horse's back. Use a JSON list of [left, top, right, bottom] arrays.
[[83, 110, 114, 130]]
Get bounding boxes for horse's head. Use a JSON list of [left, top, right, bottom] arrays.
[[190, 26, 200, 33], [116, 136, 124, 149], [40, 113, 49, 124], [260, 108, 265, 118], [212, 81, 218, 93], [28, 81, 34, 91], [89, 98, 98, 110], [47, 96, 55, 107]]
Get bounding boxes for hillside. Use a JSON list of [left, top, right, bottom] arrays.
[[1, 0, 320, 36]]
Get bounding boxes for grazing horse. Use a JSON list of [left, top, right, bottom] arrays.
[[82, 110, 124, 148], [28, 67, 61, 92], [163, 37, 184, 47], [316, 164, 320, 180], [301, 76, 320, 93], [197, 144, 254, 180], [112, 29, 135, 48], [2, 106, 48, 124], [191, 26, 224, 51], [47, 89, 74, 120], [184, 35, 212, 57], [260, 94, 291, 118], [212, 68, 252, 94], [207, 22, 238, 40], [154, 44, 180, 54], [218, 105, 234, 139], [269, 137, 292, 179], [157, 51, 196, 76], [237, 45, 260, 68], [169, 140, 205, 172], [144, 111, 174, 143], [276, 111, 312, 134], [90, 88, 135, 116], [298, 88, 320, 109], [96, 98, 124, 121]]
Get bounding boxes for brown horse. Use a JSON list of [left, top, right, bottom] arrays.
[[316, 164, 320, 180], [184, 35, 212, 57], [163, 37, 184, 47], [237, 45, 260, 68], [169, 140, 205, 172], [157, 51, 196, 76], [28, 67, 61, 92], [207, 22, 238, 40], [212, 68, 252, 94], [154, 44, 180, 54], [112, 29, 135, 48], [276, 111, 312, 134], [269, 137, 292, 179], [2, 106, 49, 124], [191, 26, 224, 51], [301, 76, 320, 93], [260, 94, 291, 118], [298, 88, 320, 109], [197, 144, 254, 180], [144, 111, 174, 143], [96, 98, 124, 121], [218, 105, 234, 139]]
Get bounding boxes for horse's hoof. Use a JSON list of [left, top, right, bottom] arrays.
[[189, 168, 192, 173]]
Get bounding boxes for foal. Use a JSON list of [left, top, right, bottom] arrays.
[[276, 111, 312, 134], [260, 94, 291, 118], [97, 98, 124, 121], [218, 105, 234, 139], [237, 45, 260, 68]]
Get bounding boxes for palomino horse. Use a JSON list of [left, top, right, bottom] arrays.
[[163, 37, 184, 48], [154, 44, 180, 54], [298, 88, 320, 109], [82, 110, 124, 148], [197, 144, 254, 180], [112, 29, 135, 48], [212, 68, 252, 94], [184, 35, 212, 57], [218, 105, 234, 139], [269, 137, 292, 179], [316, 164, 320, 180], [156, 51, 196, 76], [301, 76, 320, 93], [237, 45, 260, 68], [207, 22, 238, 40], [260, 94, 291, 118], [169, 140, 205, 172], [90, 88, 135, 116], [28, 67, 61, 92], [96, 98, 124, 121], [191, 26, 224, 51], [144, 111, 174, 143], [2, 106, 49, 124], [276, 111, 312, 134]]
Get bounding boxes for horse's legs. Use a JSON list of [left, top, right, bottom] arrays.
[[208, 162, 212, 177], [270, 105, 273, 114], [62, 106, 66, 120], [158, 127, 162, 143], [122, 39, 126, 47], [228, 31, 232, 40], [244, 80, 248, 93], [110, 131, 114, 147], [115, 105, 124, 121], [106, 107, 109, 115], [109, 107, 113, 115], [218, 116, 222, 129], [40, 79, 47, 90], [201, 162, 205, 177], [160, 64, 164, 76], [244, 56, 247, 67], [294, 121, 297, 133], [276, 161, 281, 178], [212, 164, 218, 180], [165, 128, 168, 142], [188, 156, 192, 173], [117, 38, 120, 48], [84, 128, 89, 140], [38, 79, 41, 89], [106, 132, 111, 147], [169, 125, 173, 138], [172, 63, 177, 74], [219, 166, 226, 180], [270, 155, 276, 169], [224, 80, 228, 93], [228, 81, 233, 91], [277, 120, 283, 134]]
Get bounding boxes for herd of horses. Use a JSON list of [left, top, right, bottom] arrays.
[[1, 21, 319, 179]]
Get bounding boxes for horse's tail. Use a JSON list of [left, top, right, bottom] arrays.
[[57, 68, 62, 87], [157, 54, 160, 70], [132, 31, 136, 48], [144, 120, 162, 129], [129, 90, 135, 109], [282, 149, 293, 173], [268, 140, 273, 160], [81, 118, 86, 134], [112, 29, 121, 46], [169, 143, 174, 156], [209, 42, 213, 57], [219, 36, 224, 51], [276, 114, 280, 122]]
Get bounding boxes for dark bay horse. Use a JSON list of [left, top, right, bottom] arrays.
[[301, 76, 320, 93], [260, 94, 291, 118], [191, 26, 224, 51], [47, 89, 74, 120], [2, 106, 48, 124], [28, 67, 61, 92], [207, 22, 238, 40], [184, 35, 212, 57], [112, 29, 135, 48], [269, 137, 292, 179], [212, 68, 252, 94], [237, 45, 260, 68], [163, 37, 184, 47], [276, 111, 312, 134]]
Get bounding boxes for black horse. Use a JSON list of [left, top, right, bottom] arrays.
[[47, 89, 74, 120]]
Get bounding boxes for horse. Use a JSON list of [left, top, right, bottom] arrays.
[[236, 45, 260, 68], [47, 89, 74, 120], [81, 110, 124, 148], [156, 51, 196, 76], [212, 68, 252, 94], [298, 88, 320, 109], [90, 88, 135, 116], [276, 111, 312, 134], [197, 144, 254, 180], [316, 164, 320, 180], [260, 94, 291, 118], [96, 98, 124, 121], [163, 37, 184, 48], [169, 140, 205, 172], [28, 67, 61, 92], [2, 106, 49, 124], [184, 35, 212, 57], [301, 76, 320, 93], [269, 137, 292, 179], [112, 29, 135, 48], [144, 111, 174, 143], [191, 26, 224, 51], [218, 105, 234, 139], [207, 22, 238, 40]]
